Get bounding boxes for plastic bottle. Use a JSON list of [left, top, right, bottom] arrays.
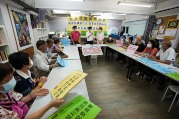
[[170, 59, 175, 67]]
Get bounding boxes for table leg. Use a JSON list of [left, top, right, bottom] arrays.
[[128, 59, 133, 81], [127, 58, 131, 78]]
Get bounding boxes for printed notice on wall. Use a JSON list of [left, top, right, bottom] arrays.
[[50, 70, 88, 99]]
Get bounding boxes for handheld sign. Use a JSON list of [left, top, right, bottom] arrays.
[[116, 40, 124, 47], [82, 46, 103, 56], [126, 44, 139, 54], [48, 95, 102, 119], [50, 70, 88, 99]]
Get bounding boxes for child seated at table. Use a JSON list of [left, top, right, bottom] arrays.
[[0, 63, 64, 119], [106, 35, 115, 56]]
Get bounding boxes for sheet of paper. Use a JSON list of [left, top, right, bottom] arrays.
[[82, 46, 103, 56], [126, 44, 139, 54], [47, 95, 102, 119], [167, 73, 179, 81], [116, 40, 123, 47], [50, 70, 88, 99], [165, 29, 177, 37], [115, 47, 125, 51]]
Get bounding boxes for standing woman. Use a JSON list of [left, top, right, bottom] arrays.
[[70, 26, 81, 44], [86, 26, 94, 44], [96, 27, 104, 44]]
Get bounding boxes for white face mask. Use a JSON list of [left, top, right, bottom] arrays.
[[109, 38, 112, 40], [147, 44, 152, 48], [0, 77, 16, 93], [29, 59, 33, 68], [125, 39, 128, 43]]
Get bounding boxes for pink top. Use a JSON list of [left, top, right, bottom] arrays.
[[96, 32, 104, 41], [143, 47, 158, 56], [70, 31, 81, 41]]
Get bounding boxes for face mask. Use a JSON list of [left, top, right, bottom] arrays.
[[109, 38, 112, 40], [1, 77, 16, 93], [125, 39, 128, 43], [147, 44, 152, 48], [99, 30, 101, 32], [29, 59, 33, 68], [159, 45, 162, 49]]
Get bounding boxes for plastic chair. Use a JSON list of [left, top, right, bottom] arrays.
[[161, 85, 179, 112]]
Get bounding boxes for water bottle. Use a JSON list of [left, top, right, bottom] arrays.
[[170, 59, 175, 67]]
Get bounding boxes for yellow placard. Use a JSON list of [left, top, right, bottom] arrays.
[[50, 70, 88, 99], [115, 47, 126, 51]]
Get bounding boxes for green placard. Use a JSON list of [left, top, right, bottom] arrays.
[[167, 73, 179, 81], [48, 95, 102, 119]]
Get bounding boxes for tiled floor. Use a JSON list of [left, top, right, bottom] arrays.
[[81, 56, 179, 119]]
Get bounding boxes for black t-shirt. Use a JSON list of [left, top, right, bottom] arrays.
[[135, 43, 145, 52], [106, 39, 114, 43], [14, 71, 37, 96]]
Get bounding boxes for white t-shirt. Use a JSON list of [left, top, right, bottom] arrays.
[[156, 47, 176, 61], [86, 31, 94, 41]]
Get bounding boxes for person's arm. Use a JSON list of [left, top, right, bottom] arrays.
[[25, 99, 64, 119], [70, 33, 74, 44], [152, 58, 170, 64], [150, 48, 158, 56], [20, 88, 49, 104]]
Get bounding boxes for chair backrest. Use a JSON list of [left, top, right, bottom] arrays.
[[175, 53, 179, 68], [61, 38, 71, 46]]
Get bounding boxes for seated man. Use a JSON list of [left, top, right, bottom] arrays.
[[135, 36, 145, 53], [149, 41, 176, 90], [33, 40, 59, 77]]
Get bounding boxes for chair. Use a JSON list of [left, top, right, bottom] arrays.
[[161, 85, 179, 112]]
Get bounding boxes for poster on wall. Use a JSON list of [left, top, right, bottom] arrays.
[[164, 19, 179, 40], [158, 26, 165, 34], [67, 16, 108, 32], [9, 6, 33, 51]]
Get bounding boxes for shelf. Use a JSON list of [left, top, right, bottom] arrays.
[[0, 44, 8, 47], [0, 60, 8, 63]]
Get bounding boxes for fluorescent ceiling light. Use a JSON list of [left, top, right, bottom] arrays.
[[53, 10, 66, 14], [116, 14, 126, 15], [119, 3, 153, 8], [64, 0, 84, 1]]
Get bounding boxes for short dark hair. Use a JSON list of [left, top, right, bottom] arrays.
[[46, 39, 53, 45], [54, 38, 60, 44], [88, 26, 92, 30], [9, 52, 30, 70], [0, 63, 13, 82], [72, 26, 77, 29], [36, 40, 46, 49], [109, 35, 112, 38], [99, 27, 103, 30], [128, 37, 133, 42]]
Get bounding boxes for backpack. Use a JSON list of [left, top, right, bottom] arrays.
[[0, 92, 29, 119]]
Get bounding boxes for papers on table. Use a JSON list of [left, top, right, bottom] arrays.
[[50, 70, 88, 99], [116, 40, 123, 47], [115, 47, 125, 51], [82, 46, 103, 56], [137, 58, 175, 74], [57, 55, 69, 67], [167, 73, 179, 81], [47, 95, 101, 119]]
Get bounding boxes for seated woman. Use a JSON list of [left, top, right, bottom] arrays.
[[0, 63, 64, 119], [138, 40, 158, 57], [122, 37, 133, 49], [52, 38, 68, 58], [8, 52, 47, 100]]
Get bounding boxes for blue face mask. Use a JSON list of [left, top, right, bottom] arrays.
[[1, 77, 16, 93], [159, 45, 163, 50]]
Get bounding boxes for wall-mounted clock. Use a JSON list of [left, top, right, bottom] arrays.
[[156, 19, 162, 25]]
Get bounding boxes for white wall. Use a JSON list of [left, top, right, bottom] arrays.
[[125, 20, 147, 36], [47, 17, 122, 32]]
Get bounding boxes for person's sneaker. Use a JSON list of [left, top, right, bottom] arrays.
[[164, 95, 174, 101], [136, 71, 140, 76]]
